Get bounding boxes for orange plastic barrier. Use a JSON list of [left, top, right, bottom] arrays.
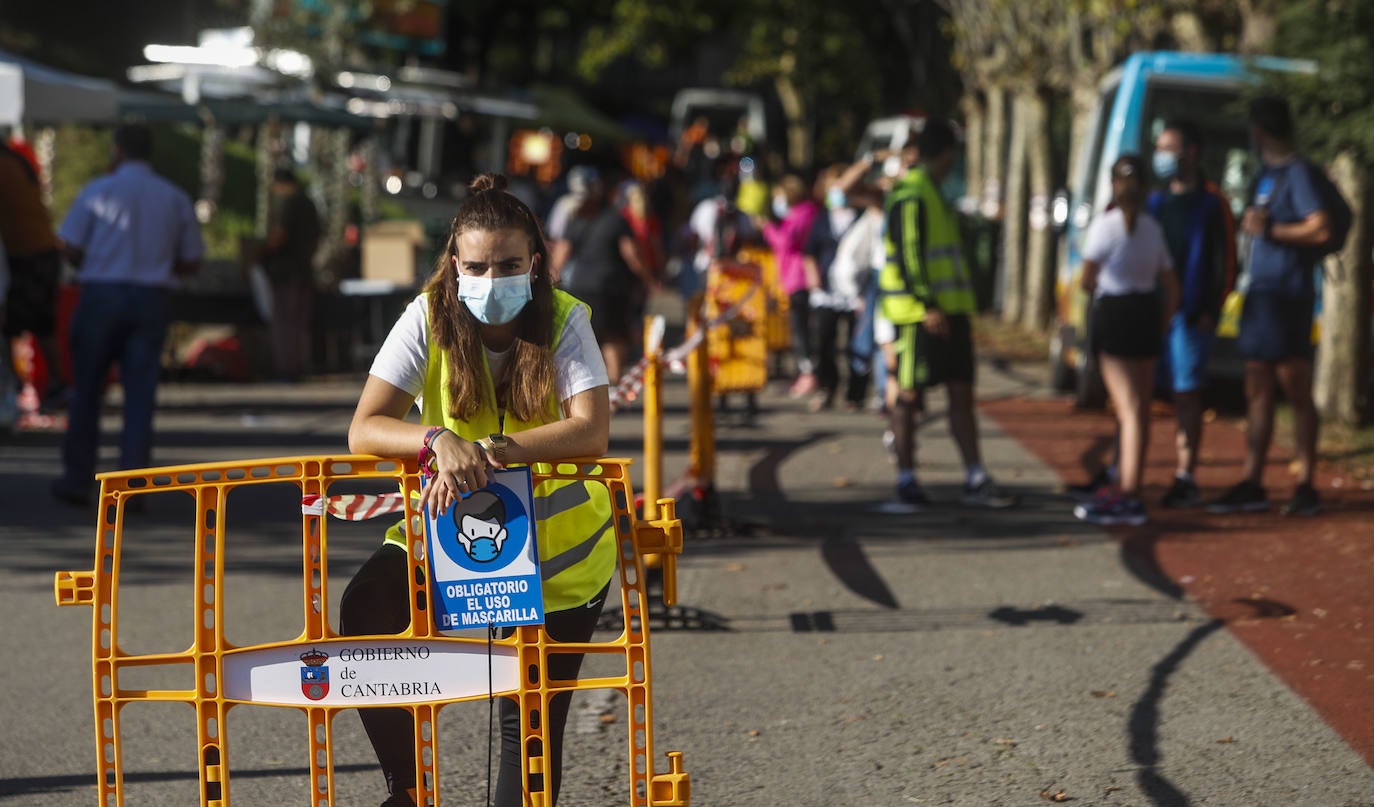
[[54, 455, 689, 806]]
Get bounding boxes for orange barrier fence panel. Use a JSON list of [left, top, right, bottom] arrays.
[[54, 455, 689, 807]]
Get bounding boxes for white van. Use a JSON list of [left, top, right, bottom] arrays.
[[668, 88, 767, 147]]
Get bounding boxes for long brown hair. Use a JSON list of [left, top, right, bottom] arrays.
[[422, 173, 556, 423]]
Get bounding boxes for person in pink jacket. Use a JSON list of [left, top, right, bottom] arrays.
[[761, 174, 820, 397]]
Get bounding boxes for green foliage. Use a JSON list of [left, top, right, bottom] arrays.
[[577, 1, 722, 80], [1265, 0, 1374, 163], [49, 127, 113, 225]]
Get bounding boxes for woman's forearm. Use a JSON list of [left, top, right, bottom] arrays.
[[348, 414, 434, 458], [502, 413, 609, 465]]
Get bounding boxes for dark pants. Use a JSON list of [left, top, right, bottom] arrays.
[[813, 307, 869, 406], [339, 544, 609, 806], [788, 289, 813, 373], [270, 283, 313, 381], [59, 283, 170, 492]]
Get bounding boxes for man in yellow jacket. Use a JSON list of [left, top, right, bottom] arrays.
[[879, 118, 1014, 509]]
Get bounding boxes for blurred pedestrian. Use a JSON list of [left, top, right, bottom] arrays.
[[0, 138, 67, 408], [1072, 155, 1178, 526], [760, 173, 820, 398], [50, 124, 205, 507], [341, 172, 613, 807], [1208, 96, 1329, 517], [1150, 120, 1237, 508], [879, 118, 1014, 509], [544, 165, 599, 288], [260, 167, 321, 382], [554, 170, 657, 386], [803, 162, 874, 411]]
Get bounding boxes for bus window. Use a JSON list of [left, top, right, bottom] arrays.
[[1141, 81, 1253, 208]]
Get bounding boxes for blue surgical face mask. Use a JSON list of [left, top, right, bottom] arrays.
[[458, 265, 533, 325], [772, 196, 790, 219], [1152, 150, 1179, 181], [825, 187, 847, 210]]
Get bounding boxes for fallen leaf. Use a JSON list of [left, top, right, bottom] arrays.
[[747, 729, 760, 738], [833, 476, 852, 487], [1216, 736, 1234, 744], [1039, 789, 1069, 802], [724, 562, 746, 572], [993, 737, 1017, 746], [599, 713, 617, 724], [872, 654, 885, 661], [1104, 786, 1122, 794], [1090, 690, 1117, 698]]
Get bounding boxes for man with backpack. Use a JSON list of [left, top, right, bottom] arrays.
[[1207, 95, 1348, 517]]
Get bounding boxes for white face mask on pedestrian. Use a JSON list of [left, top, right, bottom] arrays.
[[457, 259, 534, 325]]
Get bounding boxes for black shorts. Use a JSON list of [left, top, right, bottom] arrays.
[[1091, 292, 1161, 359], [576, 291, 633, 343], [1, 249, 61, 337], [1236, 290, 1315, 362], [894, 313, 974, 390]]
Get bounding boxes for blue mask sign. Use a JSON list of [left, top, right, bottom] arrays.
[[423, 466, 544, 631]]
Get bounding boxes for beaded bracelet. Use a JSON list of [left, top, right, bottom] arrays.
[[418, 426, 447, 478]]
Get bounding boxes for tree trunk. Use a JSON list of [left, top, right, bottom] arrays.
[[1020, 89, 1054, 332], [1314, 152, 1369, 424], [774, 70, 811, 171], [1065, 81, 1099, 206], [1236, 0, 1278, 55], [960, 90, 985, 215], [980, 84, 1006, 220], [999, 88, 1029, 325]]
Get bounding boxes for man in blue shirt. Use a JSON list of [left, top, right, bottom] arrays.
[[51, 124, 205, 507], [1207, 97, 1327, 517]]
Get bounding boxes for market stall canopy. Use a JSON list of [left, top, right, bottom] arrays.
[[0, 48, 120, 126], [523, 85, 636, 145]]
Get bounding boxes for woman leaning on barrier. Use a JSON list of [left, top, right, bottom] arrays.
[[340, 172, 615, 807]]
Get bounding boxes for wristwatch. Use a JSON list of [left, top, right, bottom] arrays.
[[481, 433, 509, 464]]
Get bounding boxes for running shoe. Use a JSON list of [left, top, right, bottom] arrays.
[[1073, 493, 1147, 526], [961, 477, 1019, 509], [1160, 476, 1202, 509], [1280, 483, 1322, 516], [1205, 480, 1269, 514], [896, 479, 931, 507]]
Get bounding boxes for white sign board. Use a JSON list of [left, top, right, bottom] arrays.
[[222, 639, 519, 707], [425, 467, 545, 631]]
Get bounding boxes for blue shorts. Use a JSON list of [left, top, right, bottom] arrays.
[[1236, 290, 1315, 363], [1159, 313, 1213, 393]]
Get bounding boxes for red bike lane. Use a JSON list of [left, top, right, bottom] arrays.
[[982, 396, 1374, 769]]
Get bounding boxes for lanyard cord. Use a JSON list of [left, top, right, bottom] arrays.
[[486, 620, 496, 807]]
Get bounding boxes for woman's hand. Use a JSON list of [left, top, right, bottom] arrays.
[[421, 430, 492, 518]]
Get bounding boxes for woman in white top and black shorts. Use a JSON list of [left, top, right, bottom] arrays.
[[1074, 155, 1179, 525]]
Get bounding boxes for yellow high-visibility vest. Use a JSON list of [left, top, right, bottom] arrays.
[[384, 289, 617, 612], [879, 168, 975, 324]]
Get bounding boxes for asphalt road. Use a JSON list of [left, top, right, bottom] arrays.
[[2, 361, 1372, 806]]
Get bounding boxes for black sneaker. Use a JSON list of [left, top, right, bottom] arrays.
[[1067, 467, 1114, 501], [1160, 476, 1202, 509], [1280, 483, 1321, 516], [896, 479, 931, 507], [380, 792, 416, 807], [1206, 480, 1269, 514], [961, 477, 1019, 509]]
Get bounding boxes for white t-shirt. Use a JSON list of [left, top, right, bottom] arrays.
[[1081, 207, 1172, 297], [368, 294, 610, 414]]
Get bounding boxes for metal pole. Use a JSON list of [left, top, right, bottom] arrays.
[[642, 315, 662, 521]]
